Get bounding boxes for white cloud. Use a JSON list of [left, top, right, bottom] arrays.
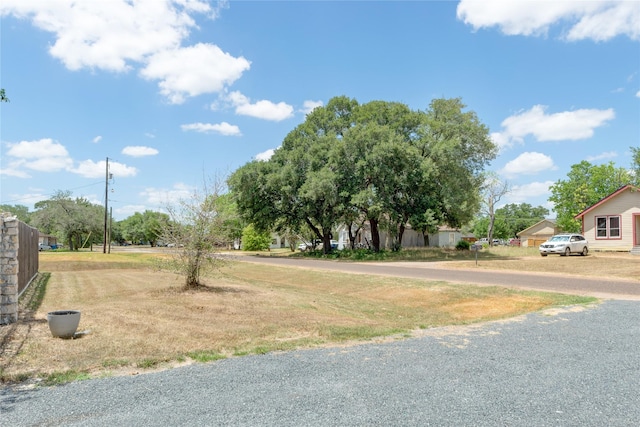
[[140, 183, 194, 205], [0, 165, 31, 178], [255, 149, 275, 161], [1, 138, 141, 179], [92, 136, 102, 144], [227, 91, 294, 121], [492, 105, 615, 147], [6, 138, 68, 158], [301, 100, 324, 115], [4, 138, 73, 174], [585, 151, 618, 162], [181, 122, 241, 136], [71, 159, 137, 179], [490, 132, 512, 151], [141, 43, 251, 104], [1, 1, 248, 103], [636, 90, 640, 98], [457, 0, 640, 41], [501, 152, 556, 177], [507, 181, 555, 204], [122, 146, 159, 157], [0, 0, 204, 71]]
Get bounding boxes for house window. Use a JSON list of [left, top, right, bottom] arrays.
[[595, 215, 621, 239]]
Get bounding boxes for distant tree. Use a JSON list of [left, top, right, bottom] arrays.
[[241, 224, 272, 251], [215, 193, 245, 249], [109, 220, 124, 245], [479, 174, 510, 245], [120, 210, 170, 246], [496, 203, 549, 237], [31, 191, 103, 250], [0, 89, 8, 102], [472, 216, 510, 240], [0, 204, 31, 223], [631, 146, 640, 186], [549, 161, 632, 232]]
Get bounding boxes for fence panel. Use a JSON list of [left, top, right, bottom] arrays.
[[18, 220, 39, 295]]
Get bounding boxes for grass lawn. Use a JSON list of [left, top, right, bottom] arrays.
[[1, 249, 598, 386]]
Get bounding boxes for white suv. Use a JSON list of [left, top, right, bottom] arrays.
[[539, 234, 589, 257]]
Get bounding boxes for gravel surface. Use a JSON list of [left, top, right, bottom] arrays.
[[2, 300, 639, 426]]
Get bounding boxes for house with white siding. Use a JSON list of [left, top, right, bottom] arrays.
[[574, 185, 640, 254], [336, 223, 464, 249]]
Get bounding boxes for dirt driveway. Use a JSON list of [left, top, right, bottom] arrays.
[[233, 255, 640, 300]]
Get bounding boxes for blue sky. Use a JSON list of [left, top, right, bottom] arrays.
[[1, 0, 639, 220]]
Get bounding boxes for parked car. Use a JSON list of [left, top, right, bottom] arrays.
[[297, 242, 313, 252], [38, 244, 52, 251], [508, 238, 521, 246], [539, 233, 589, 257]]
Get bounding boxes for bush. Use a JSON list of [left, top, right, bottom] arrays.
[[242, 224, 272, 251], [456, 240, 471, 250]]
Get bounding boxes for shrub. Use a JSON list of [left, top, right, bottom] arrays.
[[242, 224, 272, 251], [456, 240, 471, 250]]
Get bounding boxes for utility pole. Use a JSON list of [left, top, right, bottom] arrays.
[[103, 157, 109, 254], [108, 207, 113, 254]]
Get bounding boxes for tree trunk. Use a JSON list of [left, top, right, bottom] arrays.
[[370, 218, 381, 252], [395, 223, 405, 252], [322, 232, 331, 255]]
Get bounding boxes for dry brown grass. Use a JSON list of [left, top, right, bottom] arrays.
[[448, 248, 640, 281], [1, 250, 595, 384]]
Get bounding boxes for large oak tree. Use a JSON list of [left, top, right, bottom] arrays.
[[230, 96, 496, 252]]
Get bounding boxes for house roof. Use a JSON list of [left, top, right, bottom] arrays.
[[574, 184, 639, 219], [516, 219, 557, 236], [437, 225, 460, 232]]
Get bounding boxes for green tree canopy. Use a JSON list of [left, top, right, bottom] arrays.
[[31, 191, 103, 250], [229, 96, 496, 252], [0, 204, 32, 223], [241, 224, 272, 251], [119, 210, 170, 246], [549, 161, 633, 232], [631, 146, 640, 186], [473, 203, 549, 239]]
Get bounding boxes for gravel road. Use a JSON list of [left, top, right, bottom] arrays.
[[2, 257, 639, 425], [2, 299, 639, 426]]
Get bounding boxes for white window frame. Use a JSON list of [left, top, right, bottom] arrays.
[[595, 215, 621, 239]]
